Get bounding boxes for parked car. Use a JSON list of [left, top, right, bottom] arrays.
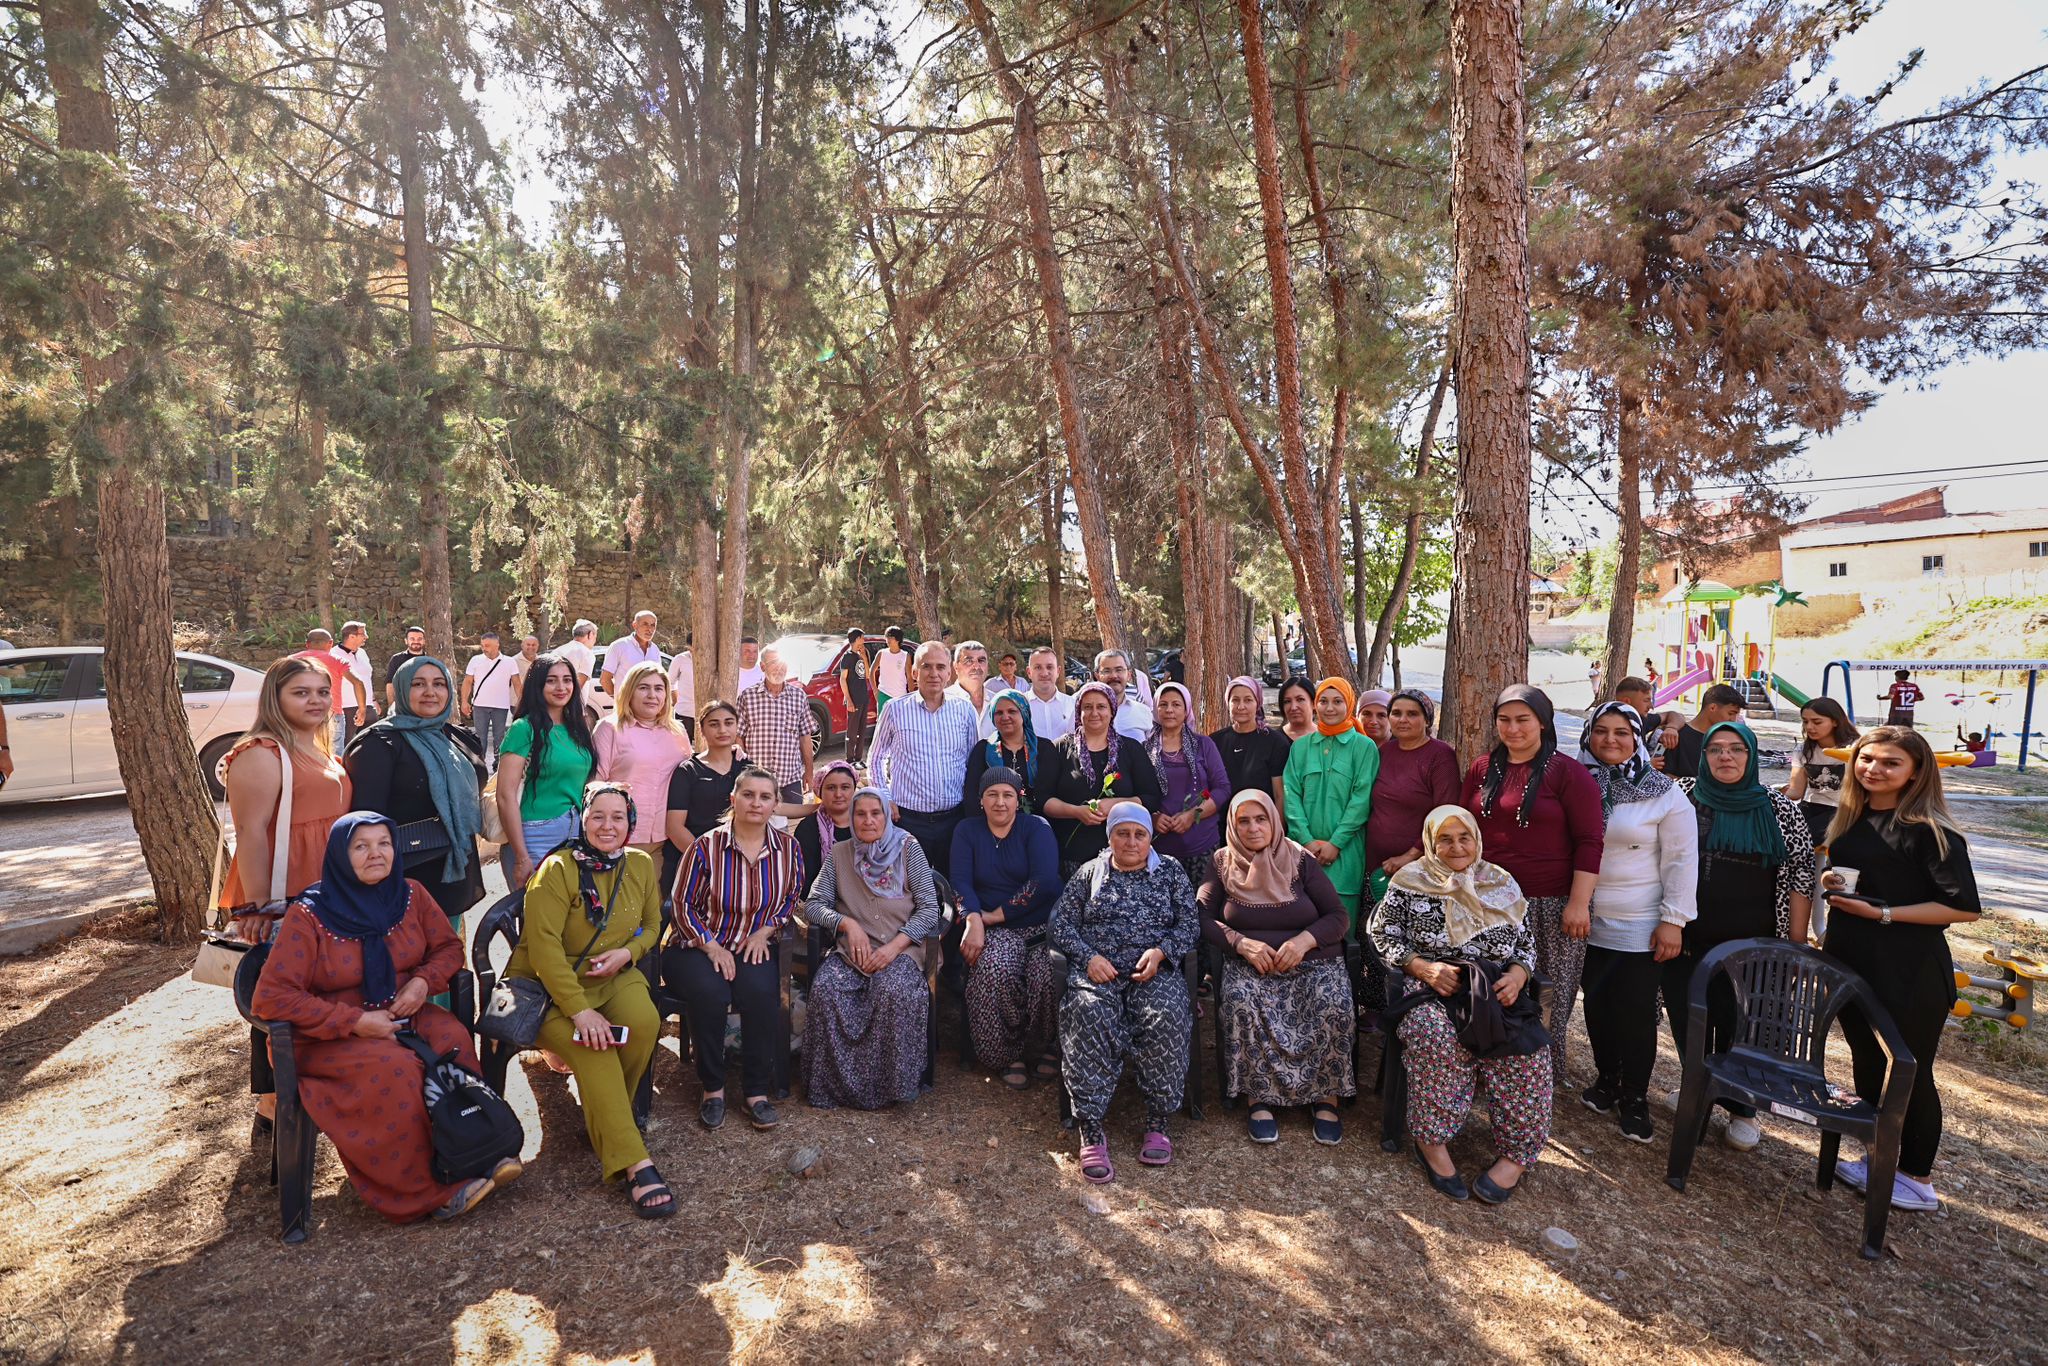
[[1146, 648, 1186, 685], [1261, 649, 1306, 688], [764, 632, 913, 745], [580, 642, 671, 726], [0, 646, 264, 804]]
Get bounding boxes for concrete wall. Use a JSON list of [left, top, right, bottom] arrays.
[[1648, 542, 1782, 598], [1783, 528, 2048, 600]]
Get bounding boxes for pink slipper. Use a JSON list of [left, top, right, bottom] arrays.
[[1138, 1130, 1173, 1166], [1079, 1141, 1115, 1184]]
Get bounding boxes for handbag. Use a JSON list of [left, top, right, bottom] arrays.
[[393, 816, 452, 869], [398, 1028, 524, 1183], [192, 739, 294, 987], [479, 771, 507, 844], [475, 866, 622, 1048]]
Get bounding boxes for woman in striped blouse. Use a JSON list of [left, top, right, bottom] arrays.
[[662, 765, 804, 1132]]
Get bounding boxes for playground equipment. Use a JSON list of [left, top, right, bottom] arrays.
[[1951, 943, 2041, 1031], [1650, 581, 1782, 714], [1819, 659, 2045, 773]]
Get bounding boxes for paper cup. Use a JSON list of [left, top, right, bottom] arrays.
[[1827, 867, 1860, 894]]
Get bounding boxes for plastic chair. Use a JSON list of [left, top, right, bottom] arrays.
[[1665, 937, 1918, 1260], [235, 941, 475, 1244]]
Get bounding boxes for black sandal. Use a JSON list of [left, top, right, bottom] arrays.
[[629, 1164, 677, 1219], [1002, 1062, 1030, 1090]]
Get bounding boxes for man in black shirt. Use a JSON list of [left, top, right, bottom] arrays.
[[836, 626, 873, 766], [1661, 683, 1746, 778], [384, 625, 427, 711]]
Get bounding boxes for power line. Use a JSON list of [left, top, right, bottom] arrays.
[[1536, 460, 2048, 503]]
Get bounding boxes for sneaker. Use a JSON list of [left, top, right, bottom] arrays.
[[1889, 1173, 1939, 1212], [1618, 1097, 1654, 1144], [1835, 1157, 1869, 1192], [1580, 1079, 1620, 1114], [1723, 1116, 1762, 1151]]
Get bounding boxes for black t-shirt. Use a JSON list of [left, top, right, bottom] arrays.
[[386, 650, 425, 692], [1209, 726, 1291, 806], [838, 650, 870, 706], [341, 723, 487, 918], [794, 810, 854, 896], [663, 754, 746, 890], [1823, 811, 1980, 1005], [1690, 849, 1778, 951], [1666, 724, 1707, 779]]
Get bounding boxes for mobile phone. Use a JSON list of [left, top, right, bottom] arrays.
[[610, 1025, 630, 1044]]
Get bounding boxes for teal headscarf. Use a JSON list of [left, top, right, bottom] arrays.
[[980, 688, 1040, 786], [381, 654, 482, 878], [1689, 721, 1787, 865]]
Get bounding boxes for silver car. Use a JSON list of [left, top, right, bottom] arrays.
[[0, 646, 265, 803]]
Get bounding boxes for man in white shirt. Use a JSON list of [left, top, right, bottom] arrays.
[[558, 620, 599, 693], [507, 634, 541, 697], [995, 650, 1022, 693], [873, 625, 911, 706], [944, 639, 996, 739], [667, 638, 697, 741], [330, 620, 376, 748], [736, 635, 765, 694], [601, 610, 663, 693], [1024, 646, 1075, 742], [461, 632, 517, 771], [1095, 648, 1152, 742]]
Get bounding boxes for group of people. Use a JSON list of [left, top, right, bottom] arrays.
[[220, 624, 1981, 1226]]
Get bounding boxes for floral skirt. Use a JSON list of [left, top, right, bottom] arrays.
[[1221, 956, 1357, 1106], [801, 954, 928, 1110]]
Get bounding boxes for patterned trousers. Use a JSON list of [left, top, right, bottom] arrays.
[[1058, 971, 1191, 1141], [1396, 986, 1553, 1167], [1526, 894, 1585, 1089], [964, 928, 1060, 1070]]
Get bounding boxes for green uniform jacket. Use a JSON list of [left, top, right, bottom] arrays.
[[506, 848, 663, 1015], [1282, 727, 1381, 913]]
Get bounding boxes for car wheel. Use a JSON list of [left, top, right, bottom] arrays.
[[810, 701, 835, 747], [199, 734, 240, 801]]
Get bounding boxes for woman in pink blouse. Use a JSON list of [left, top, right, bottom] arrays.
[[593, 661, 693, 855]]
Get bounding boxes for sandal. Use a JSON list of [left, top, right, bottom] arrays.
[[1034, 1056, 1060, 1080], [628, 1163, 677, 1219], [1246, 1108, 1280, 1144], [1079, 1140, 1115, 1184], [1002, 1062, 1030, 1091], [1137, 1130, 1174, 1166], [433, 1177, 494, 1222], [488, 1156, 524, 1190]]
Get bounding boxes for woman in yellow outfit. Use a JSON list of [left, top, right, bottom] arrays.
[[504, 782, 673, 1218]]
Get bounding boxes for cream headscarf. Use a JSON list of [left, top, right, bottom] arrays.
[[1388, 804, 1528, 948], [1214, 789, 1306, 906]]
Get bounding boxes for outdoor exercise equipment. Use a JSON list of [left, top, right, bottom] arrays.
[[1950, 942, 2040, 1032], [1819, 659, 2045, 772]]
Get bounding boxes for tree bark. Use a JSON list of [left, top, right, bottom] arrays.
[[1348, 478, 1369, 684], [1040, 428, 1066, 665], [1601, 381, 1645, 695], [1156, 273, 1211, 727], [878, 438, 943, 639], [307, 405, 335, 633], [1442, 0, 1534, 761], [860, 211, 943, 638], [53, 494, 80, 644], [1367, 352, 1453, 685], [964, 0, 1126, 651], [1232, 0, 1349, 681], [690, 516, 722, 708], [46, 0, 220, 940]]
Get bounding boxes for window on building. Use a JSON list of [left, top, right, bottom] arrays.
[[2030, 540, 2047, 558], [1828, 562, 1848, 578], [1922, 554, 1945, 578]]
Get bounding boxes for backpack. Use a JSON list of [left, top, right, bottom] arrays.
[[398, 1029, 524, 1184]]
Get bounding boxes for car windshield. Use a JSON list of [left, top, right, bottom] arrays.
[[767, 634, 842, 680]]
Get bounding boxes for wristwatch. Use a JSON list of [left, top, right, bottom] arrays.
[[1880, 905, 1893, 925]]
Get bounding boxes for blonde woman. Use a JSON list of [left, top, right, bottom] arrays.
[[592, 660, 691, 855], [220, 655, 354, 1125]]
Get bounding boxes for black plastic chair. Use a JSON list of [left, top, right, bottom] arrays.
[[1206, 938, 1370, 1113], [1048, 945, 1205, 1130], [235, 940, 475, 1244], [1665, 937, 1918, 1260]]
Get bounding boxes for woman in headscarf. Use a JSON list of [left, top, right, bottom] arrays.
[[1355, 688, 1393, 743], [1198, 790, 1354, 1145], [1276, 676, 1318, 743], [1364, 690, 1462, 900], [1459, 684, 1603, 1089], [1051, 803, 1200, 1183], [1281, 677, 1381, 928], [1041, 681, 1163, 876], [251, 812, 518, 1222], [1368, 806, 1548, 1204], [963, 688, 1056, 813], [1668, 721, 1814, 1154], [503, 783, 670, 1215], [1146, 682, 1229, 881], [800, 786, 945, 1110], [344, 654, 487, 929], [1209, 675, 1291, 818], [1576, 703, 1697, 1144], [793, 760, 860, 896], [952, 767, 1063, 1088]]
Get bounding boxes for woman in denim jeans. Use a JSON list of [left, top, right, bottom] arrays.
[[496, 654, 598, 887]]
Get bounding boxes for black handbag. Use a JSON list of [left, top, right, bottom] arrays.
[[475, 867, 621, 1048], [393, 816, 452, 869]]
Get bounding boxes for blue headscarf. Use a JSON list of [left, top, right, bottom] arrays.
[[378, 655, 481, 878], [980, 688, 1040, 786], [297, 812, 412, 1008]]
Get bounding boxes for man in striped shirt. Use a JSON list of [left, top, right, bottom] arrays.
[[870, 640, 981, 878]]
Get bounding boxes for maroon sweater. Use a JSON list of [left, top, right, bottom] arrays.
[[1458, 752, 1605, 898], [1196, 855, 1350, 962], [1365, 737, 1463, 870]]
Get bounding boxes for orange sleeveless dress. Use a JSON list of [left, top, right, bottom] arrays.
[[219, 738, 353, 907]]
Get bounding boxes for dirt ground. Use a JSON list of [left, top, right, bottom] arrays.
[[3, 913, 2046, 1366]]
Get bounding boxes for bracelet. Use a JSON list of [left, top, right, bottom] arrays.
[[1880, 905, 1892, 925]]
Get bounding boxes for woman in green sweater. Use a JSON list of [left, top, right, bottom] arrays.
[[504, 782, 671, 1218], [1282, 677, 1381, 926]]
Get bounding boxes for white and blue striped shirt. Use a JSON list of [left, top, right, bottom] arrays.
[[871, 691, 981, 813]]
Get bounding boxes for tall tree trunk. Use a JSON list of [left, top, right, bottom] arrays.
[[1367, 352, 1453, 684], [1442, 0, 1534, 761], [1348, 479, 1370, 684], [712, 0, 764, 701], [307, 405, 335, 633], [1157, 274, 1210, 727], [53, 494, 80, 643], [1601, 381, 1645, 695], [690, 516, 722, 709], [964, 0, 1126, 651], [1232, 0, 1349, 681], [1040, 429, 1065, 665], [860, 211, 943, 637], [878, 438, 943, 639], [46, 0, 219, 940]]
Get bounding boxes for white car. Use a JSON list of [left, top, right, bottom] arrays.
[[580, 642, 672, 725], [0, 646, 265, 804]]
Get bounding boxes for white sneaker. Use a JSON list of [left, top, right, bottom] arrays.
[[1835, 1158, 1869, 1192], [1889, 1174, 1940, 1212], [1723, 1116, 1762, 1151]]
